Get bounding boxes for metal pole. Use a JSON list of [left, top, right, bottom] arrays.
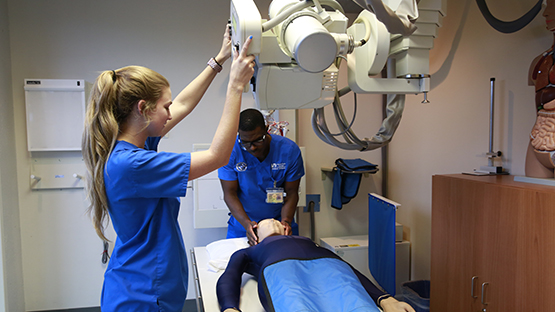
[[489, 78, 495, 166]]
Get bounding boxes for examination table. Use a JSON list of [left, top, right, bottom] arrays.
[[191, 243, 265, 312], [191, 238, 386, 312]]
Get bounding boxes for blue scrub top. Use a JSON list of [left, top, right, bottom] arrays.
[[101, 137, 191, 312], [218, 134, 304, 236]]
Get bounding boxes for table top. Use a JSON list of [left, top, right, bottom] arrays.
[[192, 247, 264, 312], [434, 174, 555, 191]]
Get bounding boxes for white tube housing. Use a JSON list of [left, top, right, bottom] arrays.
[[283, 15, 337, 73]]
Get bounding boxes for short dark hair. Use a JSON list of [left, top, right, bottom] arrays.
[[239, 108, 266, 132]]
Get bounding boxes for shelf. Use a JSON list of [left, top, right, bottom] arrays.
[[320, 167, 378, 180]]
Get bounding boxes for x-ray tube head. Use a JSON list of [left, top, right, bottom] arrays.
[[230, 0, 444, 152], [282, 15, 338, 73]]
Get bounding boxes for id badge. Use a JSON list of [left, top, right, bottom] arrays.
[[266, 187, 285, 204]]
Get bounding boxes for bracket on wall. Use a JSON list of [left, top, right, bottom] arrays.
[[304, 194, 320, 212], [320, 167, 375, 180]]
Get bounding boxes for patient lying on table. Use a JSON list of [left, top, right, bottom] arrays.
[[216, 219, 415, 312]]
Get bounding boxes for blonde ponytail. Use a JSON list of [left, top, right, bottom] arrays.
[[82, 66, 169, 241]]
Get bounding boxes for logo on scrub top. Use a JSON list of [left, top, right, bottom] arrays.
[[236, 162, 247, 172], [271, 163, 286, 170]]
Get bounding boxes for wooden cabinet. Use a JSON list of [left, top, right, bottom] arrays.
[[431, 174, 555, 312]]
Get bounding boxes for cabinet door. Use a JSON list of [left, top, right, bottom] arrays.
[[513, 190, 555, 311], [473, 183, 523, 312], [431, 176, 481, 312], [433, 175, 555, 312]]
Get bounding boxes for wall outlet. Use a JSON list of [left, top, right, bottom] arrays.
[[304, 194, 320, 212]]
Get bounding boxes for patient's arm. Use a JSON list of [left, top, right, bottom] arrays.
[[351, 264, 387, 302], [216, 249, 250, 312], [353, 267, 415, 312]]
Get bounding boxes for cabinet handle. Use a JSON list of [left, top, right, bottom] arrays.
[[471, 276, 478, 298], [481, 282, 489, 305]]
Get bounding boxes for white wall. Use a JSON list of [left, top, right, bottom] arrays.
[[3, 0, 551, 310], [6, 0, 258, 310], [0, 0, 25, 310]]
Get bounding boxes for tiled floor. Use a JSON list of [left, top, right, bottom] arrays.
[[28, 299, 198, 312]]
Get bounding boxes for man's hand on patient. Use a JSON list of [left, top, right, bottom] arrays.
[[281, 219, 292, 235], [246, 220, 258, 246], [223, 308, 240, 312], [380, 297, 416, 312]]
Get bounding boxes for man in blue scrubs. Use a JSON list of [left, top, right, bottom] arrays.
[[218, 108, 304, 245]]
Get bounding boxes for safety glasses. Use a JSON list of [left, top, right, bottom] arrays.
[[238, 134, 266, 149]]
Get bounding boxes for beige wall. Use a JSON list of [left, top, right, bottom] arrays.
[[389, 0, 545, 280], [2, 0, 550, 310], [298, 0, 547, 281]]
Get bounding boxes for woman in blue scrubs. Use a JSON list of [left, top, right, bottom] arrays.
[[81, 26, 256, 311]]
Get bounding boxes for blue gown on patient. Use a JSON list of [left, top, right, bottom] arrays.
[[264, 258, 381, 312], [101, 137, 191, 312]]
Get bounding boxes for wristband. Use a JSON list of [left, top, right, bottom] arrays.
[[377, 294, 392, 308], [213, 57, 222, 67], [207, 57, 222, 73]]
